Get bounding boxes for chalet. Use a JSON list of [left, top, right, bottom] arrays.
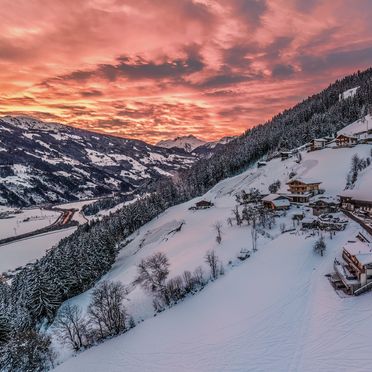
[[280, 151, 292, 160], [339, 191, 372, 216], [335, 134, 358, 147], [286, 178, 322, 203], [355, 129, 372, 144], [191, 200, 214, 210], [309, 199, 339, 216], [309, 138, 327, 151], [262, 194, 290, 210], [333, 241, 372, 295]]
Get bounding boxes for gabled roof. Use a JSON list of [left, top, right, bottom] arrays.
[[338, 190, 372, 203], [286, 177, 322, 185], [336, 133, 358, 140], [312, 138, 328, 142], [344, 241, 372, 256], [272, 199, 290, 208], [262, 193, 288, 202]]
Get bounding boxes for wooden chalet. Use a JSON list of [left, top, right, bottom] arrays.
[[280, 151, 292, 160], [309, 199, 339, 216], [335, 134, 358, 147], [191, 200, 214, 210], [262, 194, 290, 210], [339, 191, 372, 216], [286, 178, 322, 203], [309, 138, 328, 151], [333, 241, 372, 295]]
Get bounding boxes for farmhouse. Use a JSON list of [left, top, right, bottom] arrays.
[[262, 194, 290, 210], [191, 200, 214, 210], [286, 178, 322, 203], [309, 199, 339, 216], [339, 191, 372, 216], [333, 241, 372, 295], [280, 151, 292, 160], [335, 134, 358, 147], [309, 138, 328, 151]]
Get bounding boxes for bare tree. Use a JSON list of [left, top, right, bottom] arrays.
[[232, 206, 242, 226], [88, 281, 128, 339], [313, 235, 326, 256], [251, 220, 258, 252], [53, 303, 88, 351], [205, 250, 219, 279], [280, 222, 286, 233], [137, 252, 170, 305], [214, 221, 223, 244]]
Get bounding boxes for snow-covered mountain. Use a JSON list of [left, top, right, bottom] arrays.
[[0, 116, 195, 206], [156, 134, 236, 153], [156, 135, 207, 152]]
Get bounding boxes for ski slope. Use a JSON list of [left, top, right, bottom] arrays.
[[54, 137, 372, 371]]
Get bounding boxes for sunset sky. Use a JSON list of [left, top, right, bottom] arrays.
[[0, 0, 372, 143]]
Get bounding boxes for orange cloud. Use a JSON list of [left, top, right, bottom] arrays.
[[0, 0, 371, 143]]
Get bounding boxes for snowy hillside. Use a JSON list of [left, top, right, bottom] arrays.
[[0, 116, 195, 206], [338, 114, 372, 136], [54, 139, 372, 371]]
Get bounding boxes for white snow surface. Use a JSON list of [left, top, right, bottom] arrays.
[[339, 86, 359, 101], [0, 208, 60, 240], [0, 227, 76, 273], [54, 142, 372, 371]]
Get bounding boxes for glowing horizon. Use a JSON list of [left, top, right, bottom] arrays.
[[0, 0, 371, 144]]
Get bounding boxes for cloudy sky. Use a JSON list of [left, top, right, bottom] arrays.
[[0, 0, 371, 143]]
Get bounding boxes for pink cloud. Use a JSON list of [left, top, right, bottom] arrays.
[[0, 0, 371, 143]]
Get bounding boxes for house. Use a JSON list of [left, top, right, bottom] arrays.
[[280, 151, 292, 160], [309, 138, 328, 151], [262, 194, 290, 210], [335, 134, 358, 147], [309, 199, 339, 216], [286, 178, 322, 203], [339, 191, 372, 216], [333, 241, 372, 294], [190, 200, 214, 210], [355, 129, 372, 144]]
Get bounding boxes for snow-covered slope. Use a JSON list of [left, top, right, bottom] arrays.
[[0, 116, 195, 206], [54, 140, 372, 371], [338, 114, 372, 136], [339, 86, 359, 101], [156, 135, 207, 152]]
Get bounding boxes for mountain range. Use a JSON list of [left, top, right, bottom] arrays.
[[0, 116, 199, 206], [156, 134, 236, 153]]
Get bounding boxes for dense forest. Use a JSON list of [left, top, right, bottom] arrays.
[[1, 67, 372, 369]]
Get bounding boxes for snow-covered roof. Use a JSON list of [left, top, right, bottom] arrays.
[[272, 199, 290, 208], [338, 190, 372, 202], [355, 254, 372, 266], [313, 138, 328, 142], [336, 133, 358, 140], [287, 177, 321, 185], [344, 241, 372, 256], [262, 194, 287, 202]]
